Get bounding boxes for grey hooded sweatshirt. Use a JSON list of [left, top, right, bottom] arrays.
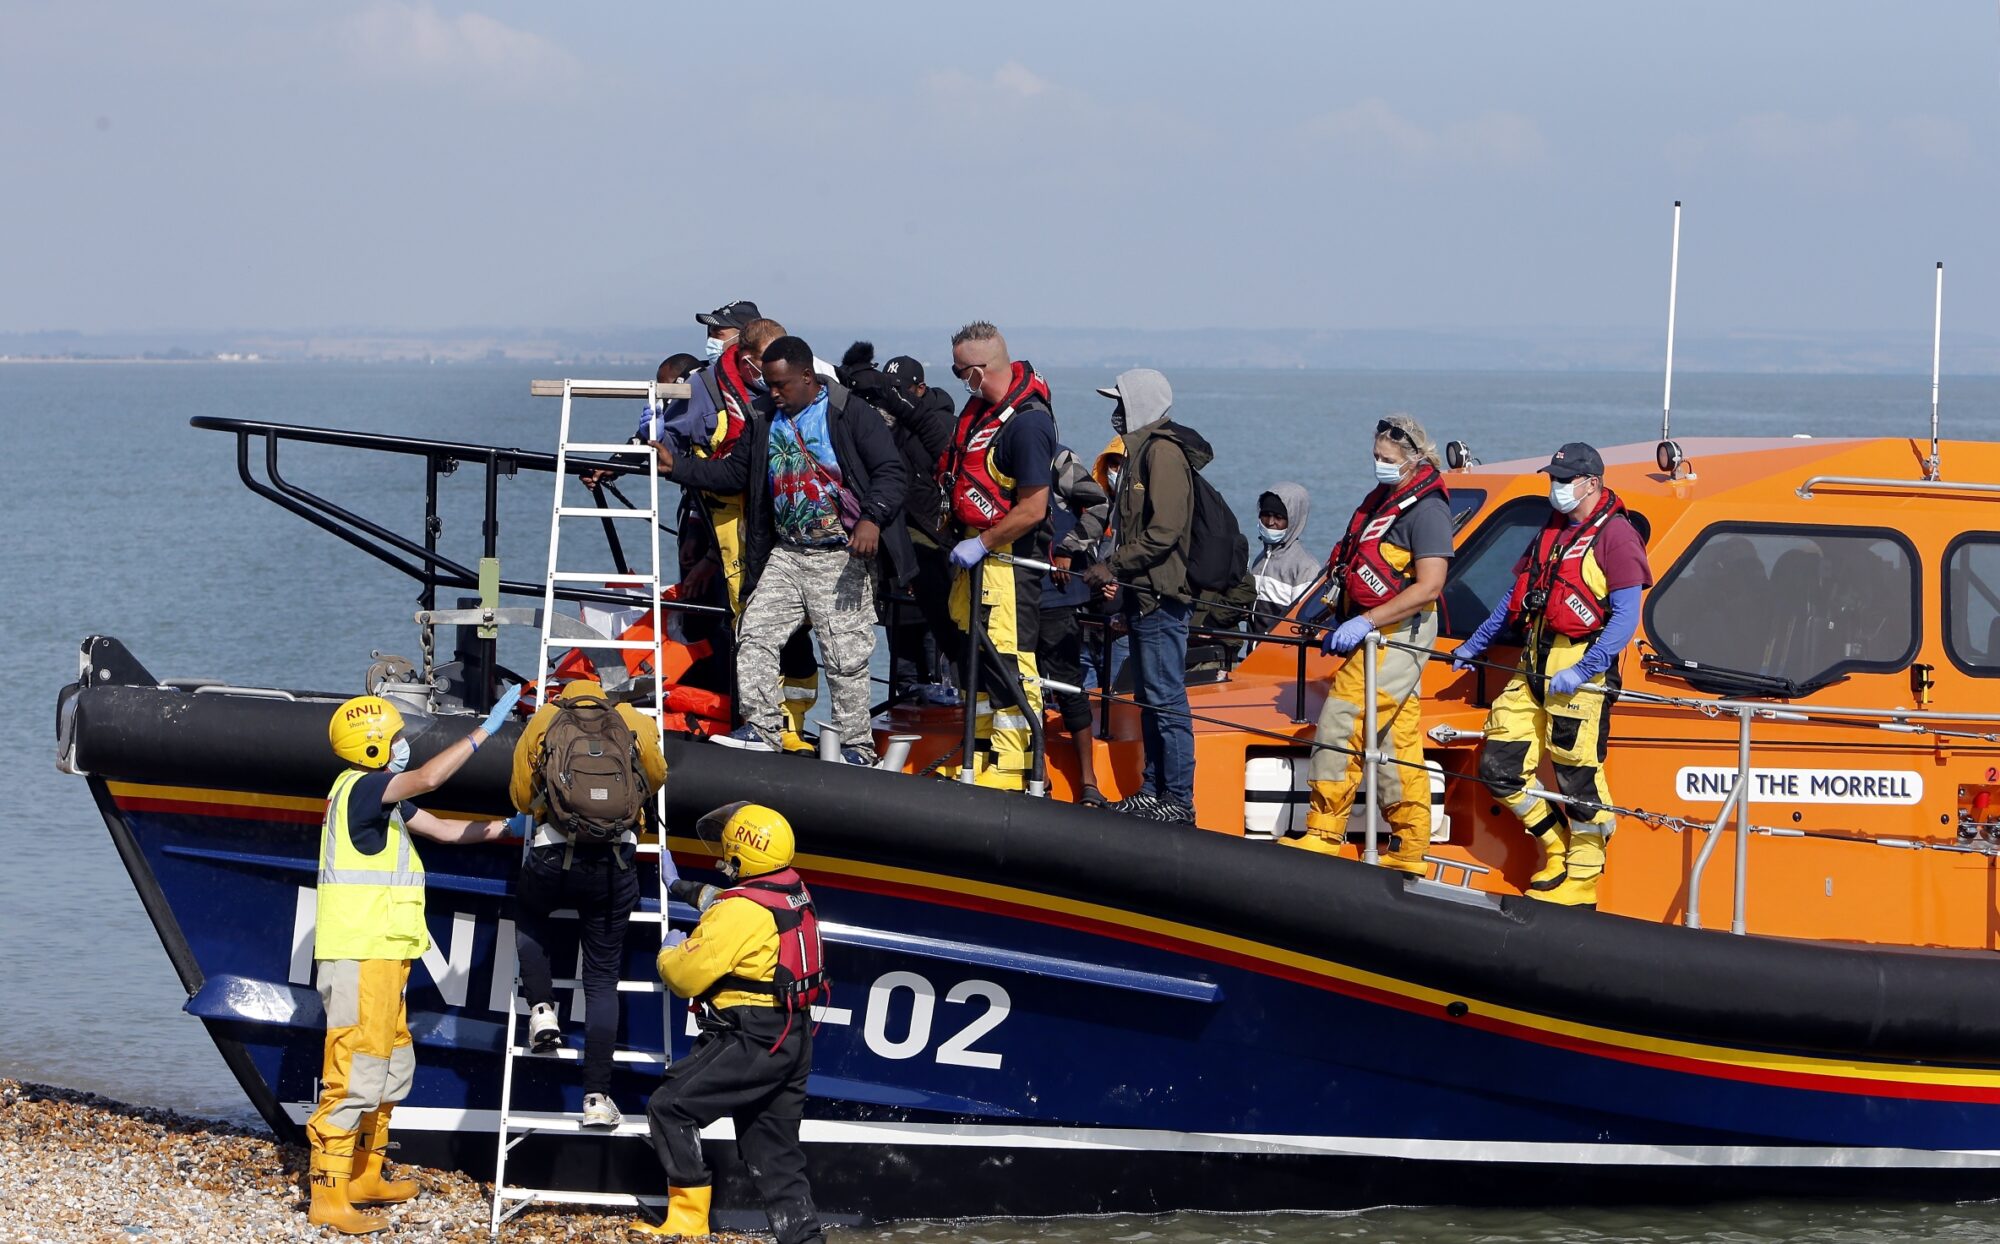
[[1251, 481, 1319, 627]]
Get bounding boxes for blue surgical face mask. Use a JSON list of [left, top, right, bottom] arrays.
[[388, 736, 411, 773], [1258, 525, 1288, 546], [1550, 480, 1581, 514], [704, 335, 727, 360], [1374, 458, 1405, 485], [1106, 468, 1121, 493]]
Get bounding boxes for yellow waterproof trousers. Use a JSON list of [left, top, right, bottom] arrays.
[[1476, 634, 1618, 832], [949, 551, 1042, 780], [307, 958, 414, 1176], [1299, 611, 1436, 848]]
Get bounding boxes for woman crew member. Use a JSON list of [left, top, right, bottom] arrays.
[[1284, 414, 1452, 873]]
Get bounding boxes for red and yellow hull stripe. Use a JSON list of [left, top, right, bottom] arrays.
[[107, 780, 2000, 1106]]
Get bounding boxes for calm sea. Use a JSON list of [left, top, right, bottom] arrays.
[[6, 361, 2000, 1241]]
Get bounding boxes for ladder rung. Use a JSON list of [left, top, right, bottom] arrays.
[[508, 1046, 669, 1065], [498, 1187, 665, 1208], [558, 637, 658, 651], [561, 441, 650, 454], [548, 572, 658, 585], [557, 506, 656, 520], [501, 1111, 652, 1138]]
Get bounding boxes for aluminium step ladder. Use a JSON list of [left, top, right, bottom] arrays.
[[489, 378, 692, 1235]]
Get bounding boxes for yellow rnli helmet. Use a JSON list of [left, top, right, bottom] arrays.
[[697, 802, 795, 878], [329, 695, 405, 769]]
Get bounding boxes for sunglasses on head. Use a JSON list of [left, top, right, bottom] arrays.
[[1376, 420, 1415, 448]]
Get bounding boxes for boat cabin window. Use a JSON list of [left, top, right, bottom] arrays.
[[1440, 498, 1547, 639], [1646, 523, 1918, 692], [1448, 489, 1487, 532], [1943, 535, 2000, 677]]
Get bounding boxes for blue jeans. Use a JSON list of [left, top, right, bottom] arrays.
[[1128, 597, 1193, 805]]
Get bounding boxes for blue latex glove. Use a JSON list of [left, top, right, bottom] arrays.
[[1326, 615, 1375, 656], [481, 682, 523, 735], [950, 536, 989, 570], [505, 812, 533, 837], [1548, 666, 1587, 697], [1450, 649, 1480, 672], [660, 929, 688, 950]]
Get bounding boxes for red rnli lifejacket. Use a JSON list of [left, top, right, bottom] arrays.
[[701, 867, 827, 1016], [938, 362, 1053, 531], [697, 342, 757, 462], [1506, 489, 1628, 641], [1329, 464, 1449, 614]]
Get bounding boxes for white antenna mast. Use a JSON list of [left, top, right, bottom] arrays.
[[1927, 260, 1943, 481], [1661, 200, 1681, 443]]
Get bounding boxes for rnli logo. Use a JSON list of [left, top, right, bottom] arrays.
[[344, 703, 385, 723], [1356, 565, 1391, 596], [728, 824, 772, 853], [966, 489, 1001, 519], [1562, 595, 1598, 626]]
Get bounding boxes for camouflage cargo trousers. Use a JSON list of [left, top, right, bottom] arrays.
[[736, 543, 879, 761]]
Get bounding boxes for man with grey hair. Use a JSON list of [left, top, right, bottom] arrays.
[[937, 321, 1058, 790], [1083, 368, 1201, 822]]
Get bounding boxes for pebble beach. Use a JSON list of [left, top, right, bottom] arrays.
[[0, 1080, 741, 1243]]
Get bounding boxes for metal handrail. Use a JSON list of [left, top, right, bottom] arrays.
[[1796, 474, 2000, 501], [1683, 778, 1745, 932]]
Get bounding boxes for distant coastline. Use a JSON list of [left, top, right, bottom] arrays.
[[6, 325, 1998, 374]]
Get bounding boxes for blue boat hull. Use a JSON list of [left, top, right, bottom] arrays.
[[63, 667, 2000, 1222]]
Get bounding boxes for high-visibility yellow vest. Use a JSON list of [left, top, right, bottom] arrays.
[[314, 768, 429, 961]]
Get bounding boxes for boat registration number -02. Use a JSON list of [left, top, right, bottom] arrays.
[[1675, 766, 1924, 805]]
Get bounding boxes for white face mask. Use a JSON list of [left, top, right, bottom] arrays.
[[1550, 480, 1582, 514], [704, 335, 727, 360], [387, 737, 411, 773], [1106, 468, 1121, 493], [1373, 458, 1405, 486], [1258, 525, 1288, 546]]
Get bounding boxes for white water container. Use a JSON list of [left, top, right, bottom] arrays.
[[1243, 750, 1451, 843], [1243, 748, 1311, 840]]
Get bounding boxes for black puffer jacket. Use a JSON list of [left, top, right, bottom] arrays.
[[667, 379, 916, 592]]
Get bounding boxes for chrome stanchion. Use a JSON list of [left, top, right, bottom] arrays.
[[1362, 630, 1381, 866]]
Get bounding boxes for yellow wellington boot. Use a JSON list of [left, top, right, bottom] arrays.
[[973, 759, 1026, 791], [1528, 822, 1570, 892], [630, 1184, 712, 1237], [1537, 830, 1604, 908], [309, 1151, 389, 1235], [1280, 828, 1344, 856], [348, 1113, 420, 1206], [1380, 826, 1430, 877]]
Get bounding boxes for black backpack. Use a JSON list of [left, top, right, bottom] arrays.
[[1140, 423, 1248, 595]]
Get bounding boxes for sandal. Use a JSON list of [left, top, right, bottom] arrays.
[[1078, 785, 1108, 808]]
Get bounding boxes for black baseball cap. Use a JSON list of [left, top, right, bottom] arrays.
[[1539, 442, 1604, 480], [695, 300, 761, 330], [882, 355, 924, 386]]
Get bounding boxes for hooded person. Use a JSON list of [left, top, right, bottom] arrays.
[[1251, 482, 1318, 631], [874, 354, 963, 702], [1082, 368, 1202, 822]]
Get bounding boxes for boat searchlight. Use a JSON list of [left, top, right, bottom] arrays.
[[1444, 440, 1479, 471]]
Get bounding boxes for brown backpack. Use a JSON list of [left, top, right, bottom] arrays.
[[537, 694, 646, 845]]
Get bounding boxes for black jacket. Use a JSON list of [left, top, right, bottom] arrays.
[[667, 379, 916, 593], [894, 387, 957, 539]]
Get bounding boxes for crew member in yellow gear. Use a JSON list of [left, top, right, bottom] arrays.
[[1286, 414, 1453, 874], [305, 686, 521, 1234], [636, 804, 825, 1244], [1455, 442, 1653, 907], [938, 322, 1057, 790]]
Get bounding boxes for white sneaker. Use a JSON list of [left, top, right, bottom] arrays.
[[527, 1002, 561, 1053], [580, 1093, 623, 1129]]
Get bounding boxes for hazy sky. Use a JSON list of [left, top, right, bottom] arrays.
[[5, 2, 1997, 336]]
